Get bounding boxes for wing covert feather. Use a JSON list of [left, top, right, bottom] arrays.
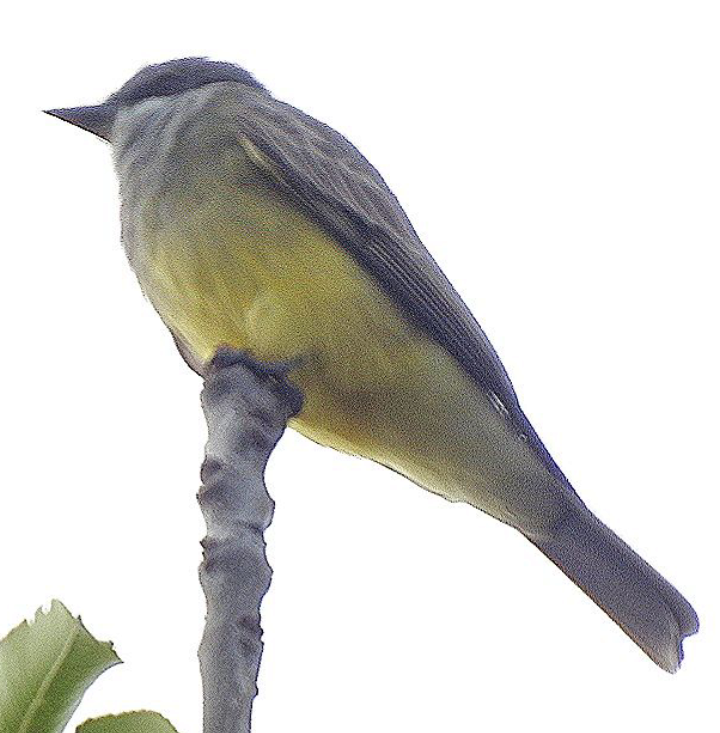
[[227, 87, 573, 492]]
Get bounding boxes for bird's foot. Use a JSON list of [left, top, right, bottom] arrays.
[[205, 346, 304, 417]]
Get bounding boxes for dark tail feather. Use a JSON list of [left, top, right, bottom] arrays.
[[526, 499, 699, 672]]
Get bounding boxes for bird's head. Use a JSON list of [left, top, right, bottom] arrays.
[[44, 57, 264, 140]]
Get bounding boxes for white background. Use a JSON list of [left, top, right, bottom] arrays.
[[2, 2, 718, 732]]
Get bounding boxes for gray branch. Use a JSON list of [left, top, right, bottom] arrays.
[[198, 348, 303, 733]]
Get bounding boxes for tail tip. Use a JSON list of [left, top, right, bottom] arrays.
[[658, 610, 699, 674]]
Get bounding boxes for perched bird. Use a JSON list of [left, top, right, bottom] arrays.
[[46, 58, 698, 672]]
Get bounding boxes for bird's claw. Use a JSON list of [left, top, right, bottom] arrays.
[[205, 346, 304, 416]]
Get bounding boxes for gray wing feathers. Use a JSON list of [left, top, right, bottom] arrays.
[[233, 93, 518, 399], [228, 89, 576, 494]]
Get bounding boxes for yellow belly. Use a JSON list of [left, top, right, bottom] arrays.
[[133, 178, 559, 527]]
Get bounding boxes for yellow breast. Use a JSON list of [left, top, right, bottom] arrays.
[[135, 177, 435, 450], [130, 174, 558, 527]]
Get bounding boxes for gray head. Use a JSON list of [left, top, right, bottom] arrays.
[[45, 58, 266, 139]]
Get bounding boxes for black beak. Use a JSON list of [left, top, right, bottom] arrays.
[[44, 103, 119, 140]]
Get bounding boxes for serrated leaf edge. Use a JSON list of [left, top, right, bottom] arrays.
[[5, 600, 120, 733], [15, 603, 83, 733]]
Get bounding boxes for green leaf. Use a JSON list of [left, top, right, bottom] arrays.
[[0, 600, 121, 733], [77, 711, 179, 733]]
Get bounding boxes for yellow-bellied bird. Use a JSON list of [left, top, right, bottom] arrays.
[[46, 58, 698, 672]]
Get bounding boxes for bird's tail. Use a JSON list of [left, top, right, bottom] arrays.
[[525, 497, 698, 672]]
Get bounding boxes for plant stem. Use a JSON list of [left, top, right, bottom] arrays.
[[198, 349, 302, 733]]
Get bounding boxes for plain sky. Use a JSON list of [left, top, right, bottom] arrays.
[[1, 2, 718, 732]]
